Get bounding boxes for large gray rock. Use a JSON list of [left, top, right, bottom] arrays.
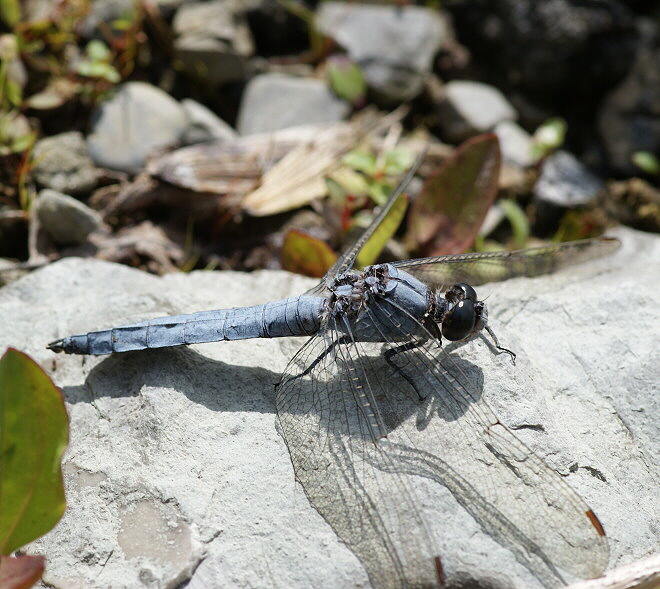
[[317, 2, 446, 103], [236, 73, 350, 135], [2, 227, 657, 588], [87, 82, 189, 174], [437, 80, 517, 143]]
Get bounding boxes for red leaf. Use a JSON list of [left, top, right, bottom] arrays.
[[406, 134, 501, 255], [0, 554, 45, 589], [281, 229, 337, 278]]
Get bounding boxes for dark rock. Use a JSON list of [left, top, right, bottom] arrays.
[[32, 132, 97, 196], [236, 73, 350, 135], [535, 151, 604, 208], [173, 0, 254, 86], [447, 0, 638, 127], [597, 21, 660, 176], [533, 150, 605, 232], [316, 2, 447, 104]]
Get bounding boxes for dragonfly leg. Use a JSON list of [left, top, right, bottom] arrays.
[[384, 341, 428, 401], [485, 325, 516, 364]]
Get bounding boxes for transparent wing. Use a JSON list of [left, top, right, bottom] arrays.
[[276, 325, 443, 589], [276, 296, 608, 587], [391, 237, 621, 288]]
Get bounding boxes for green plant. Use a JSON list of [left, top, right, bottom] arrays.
[[0, 348, 69, 589]]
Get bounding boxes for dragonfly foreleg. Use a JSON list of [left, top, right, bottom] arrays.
[[384, 341, 429, 402], [485, 325, 516, 364]]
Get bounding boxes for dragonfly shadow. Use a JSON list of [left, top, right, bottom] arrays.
[[59, 346, 282, 416]]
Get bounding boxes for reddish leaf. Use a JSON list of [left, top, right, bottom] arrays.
[[281, 229, 337, 278], [406, 134, 501, 255], [0, 554, 45, 589]]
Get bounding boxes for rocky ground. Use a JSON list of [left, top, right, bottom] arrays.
[[1, 1, 659, 588]]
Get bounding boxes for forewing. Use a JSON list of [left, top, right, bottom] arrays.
[[277, 293, 609, 587], [321, 150, 427, 283], [392, 237, 621, 288], [276, 325, 443, 589], [353, 294, 609, 584]]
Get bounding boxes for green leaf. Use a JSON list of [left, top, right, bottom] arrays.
[[406, 133, 501, 256], [86, 39, 111, 61], [532, 117, 567, 160], [365, 178, 391, 206], [326, 56, 366, 105], [342, 150, 377, 176], [0, 348, 68, 555], [0, 0, 21, 27], [281, 230, 337, 278], [631, 151, 660, 175], [382, 148, 415, 176], [355, 191, 408, 269], [498, 198, 529, 249]]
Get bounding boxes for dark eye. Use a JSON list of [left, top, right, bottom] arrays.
[[446, 282, 478, 303], [456, 283, 477, 302], [442, 300, 476, 341]]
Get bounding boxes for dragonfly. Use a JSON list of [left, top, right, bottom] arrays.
[[49, 156, 618, 588]]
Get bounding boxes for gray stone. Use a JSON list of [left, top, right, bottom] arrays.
[[437, 80, 517, 143], [34, 189, 103, 245], [2, 227, 657, 588], [236, 73, 351, 135], [87, 82, 189, 174], [181, 98, 237, 144], [317, 2, 446, 103], [534, 150, 604, 208], [173, 0, 253, 86], [494, 120, 535, 168], [32, 132, 98, 196]]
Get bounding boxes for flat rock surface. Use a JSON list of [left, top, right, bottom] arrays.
[[2, 226, 658, 588]]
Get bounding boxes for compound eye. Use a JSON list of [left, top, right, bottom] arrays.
[[456, 283, 477, 302], [442, 300, 477, 341]]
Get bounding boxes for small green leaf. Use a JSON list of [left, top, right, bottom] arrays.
[[532, 117, 567, 160], [85, 39, 111, 62], [631, 151, 660, 175], [342, 150, 377, 176], [23, 77, 79, 110], [281, 230, 337, 278], [498, 198, 529, 249], [382, 148, 415, 176], [0, 348, 68, 555], [326, 56, 366, 105], [365, 178, 391, 206], [355, 191, 408, 269]]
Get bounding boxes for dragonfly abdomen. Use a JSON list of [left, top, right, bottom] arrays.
[[48, 296, 326, 355]]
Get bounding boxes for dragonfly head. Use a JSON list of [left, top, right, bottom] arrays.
[[437, 283, 488, 342]]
